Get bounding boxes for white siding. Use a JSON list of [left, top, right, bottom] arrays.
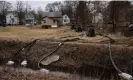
[[41, 17, 58, 28], [62, 15, 70, 25], [6, 13, 19, 25], [92, 13, 103, 23], [25, 13, 35, 25]]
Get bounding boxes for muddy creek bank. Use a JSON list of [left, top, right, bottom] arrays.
[[0, 40, 133, 79]]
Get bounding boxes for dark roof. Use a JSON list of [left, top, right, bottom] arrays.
[[42, 16, 60, 21], [25, 12, 34, 17], [7, 11, 17, 14], [6, 11, 18, 16], [42, 12, 62, 18]]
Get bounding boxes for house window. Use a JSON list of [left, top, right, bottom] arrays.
[[44, 20, 46, 23], [64, 20, 67, 22], [53, 20, 56, 23], [65, 16, 67, 18]]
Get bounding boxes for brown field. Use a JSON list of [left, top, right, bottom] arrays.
[[0, 39, 132, 80], [0, 25, 133, 80], [0, 26, 80, 41], [0, 25, 131, 45]]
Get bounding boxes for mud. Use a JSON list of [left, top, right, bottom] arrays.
[[0, 39, 133, 79]]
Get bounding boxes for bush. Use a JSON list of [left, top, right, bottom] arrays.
[[86, 27, 95, 37], [122, 27, 133, 37], [75, 27, 82, 32], [42, 25, 51, 29], [71, 23, 76, 30]]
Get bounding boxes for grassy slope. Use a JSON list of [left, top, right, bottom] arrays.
[[0, 26, 133, 46], [0, 26, 80, 41]]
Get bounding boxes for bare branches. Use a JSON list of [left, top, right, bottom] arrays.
[[105, 1, 132, 33], [37, 7, 43, 24], [0, 1, 11, 27], [16, 1, 25, 25], [45, 1, 62, 12], [0, 1, 11, 15]]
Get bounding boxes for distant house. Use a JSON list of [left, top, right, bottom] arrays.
[[42, 17, 58, 28], [92, 13, 103, 23], [25, 12, 36, 25], [62, 14, 70, 25], [6, 12, 19, 25], [41, 12, 62, 28]]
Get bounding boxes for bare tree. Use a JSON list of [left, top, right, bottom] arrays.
[[45, 1, 62, 12], [25, 1, 31, 14], [107, 1, 132, 33], [0, 1, 11, 27], [16, 1, 25, 25], [37, 7, 43, 24], [76, 1, 89, 30], [101, 2, 109, 23], [0, 1, 11, 14], [45, 1, 78, 21], [63, 1, 78, 18]]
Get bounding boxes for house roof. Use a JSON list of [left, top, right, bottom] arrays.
[[25, 12, 34, 17], [42, 12, 62, 18], [42, 16, 60, 21], [6, 11, 17, 16]]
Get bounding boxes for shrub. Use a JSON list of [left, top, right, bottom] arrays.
[[42, 25, 51, 29]]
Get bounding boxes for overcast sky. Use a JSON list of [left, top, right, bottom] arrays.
[[6, 0, 133, 11], [6, 1, 57, 11], [6, 0, 111, 10]]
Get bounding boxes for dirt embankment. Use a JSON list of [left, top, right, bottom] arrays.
[[0, 39, 133, 78], [0, 66, 69, 80]]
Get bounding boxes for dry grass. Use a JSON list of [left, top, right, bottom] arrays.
[[0, 26, 113, 42], [0, 66, 69, 80], [0, 26, 80, 41], [0, 40, 129, 80], [0, 66, 110, 80], [0, 25, 133, 45]]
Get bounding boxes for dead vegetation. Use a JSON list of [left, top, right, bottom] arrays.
[[0, 26, 133, 79], [0, 40, 133, 73], [1, 26, 133, 46], [0, 26, 81, 41], [0, 66, 69, 80]]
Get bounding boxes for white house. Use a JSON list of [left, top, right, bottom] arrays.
[[41, 12, 71, 28], [25, 12, 36, 25], [6, 12, 19, 25], [92, 13, 103, 23], [41, 12, 62, 28], [62, 14, 70, 25], [42, 17, 58, 28]]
